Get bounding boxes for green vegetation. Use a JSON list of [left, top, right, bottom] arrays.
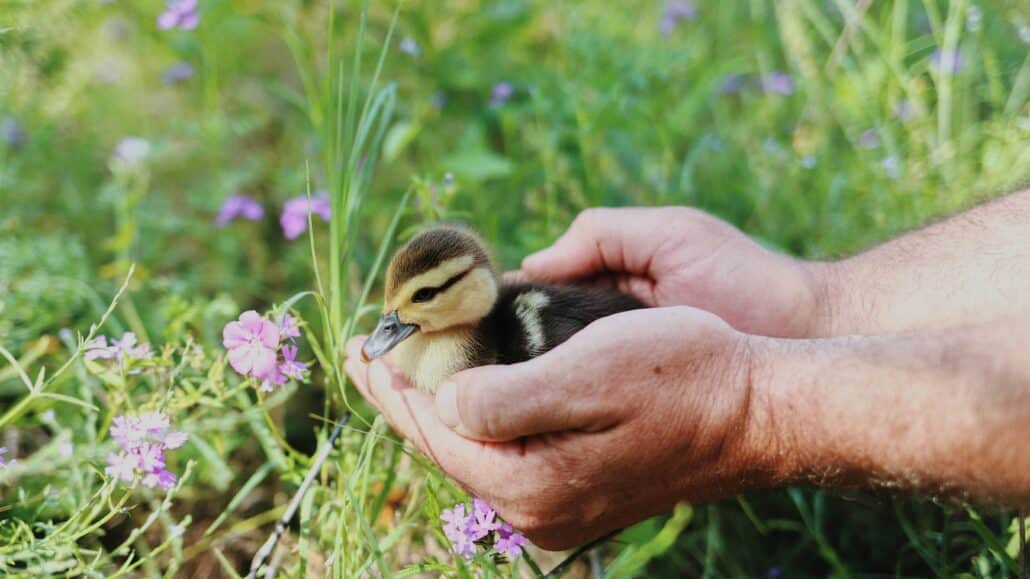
[[1, 0, 1028, 576]]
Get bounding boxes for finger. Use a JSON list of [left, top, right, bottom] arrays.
[[501, 269, 529, 284], [434, 344, 619, 442], [345, 337, 510, 483], [344, 336, 378, 405], [521, 207, 665, 282]]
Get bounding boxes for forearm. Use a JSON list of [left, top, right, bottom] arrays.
[[752, 318, 1030, 506], [806, 189, 1030, 336]]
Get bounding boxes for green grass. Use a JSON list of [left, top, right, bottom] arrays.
[[1, 0, 1029, 576]]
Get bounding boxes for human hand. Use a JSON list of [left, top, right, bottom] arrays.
[[519, 207, 823, 338], [344, 306, 788, 550]]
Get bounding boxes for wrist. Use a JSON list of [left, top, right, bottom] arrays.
[[797, 259, 849, 338], [733, 334, 810, 490]]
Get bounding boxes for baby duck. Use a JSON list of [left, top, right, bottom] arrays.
[[360, 226, 643, 393]]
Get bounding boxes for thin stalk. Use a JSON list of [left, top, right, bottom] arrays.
[[246, 416, 348, 579]]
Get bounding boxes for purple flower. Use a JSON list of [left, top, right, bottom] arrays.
[[158, 0, 199, 31], [495, 523, 528, 559], [133, 443, 167, 472], [280, 194, 331, 240], [279, 314, 301, 341], [0, 447, 9, 469], [470, 498, 500, 538], [800, 155, 816, 169], [106, 452, 137, 482], [111, 415, 146, 448], [223, 310, 281, 378], [215, 195, 265, 227], [162, 61, 195, 85], [112, 137, 150, 167], [112, 332, 153, 361], [136, 412, 172, 439], [1, 116, 26, 149], [490, 82, 514, 108], [399, 37, 421, 57], [85, 332, 154, 364], [162, 429, 189, 449], [85, 336, 119, 361], [931, 49, 963, 74], [106, 411, 187, 490], [142, 468, 177, 490], [278, 345, 307, 381], [258, 366, 288, 392], [441, 503, 468, 541], [659, 0, 698, 34], [440, 499, 526, 562], [859, 128, 880, 149], [760, 72, 794, 95]]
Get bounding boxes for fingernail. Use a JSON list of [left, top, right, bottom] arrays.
[[435, 381, 460, 429]]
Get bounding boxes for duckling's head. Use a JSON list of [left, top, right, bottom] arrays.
[[360, 227, 498, 362]]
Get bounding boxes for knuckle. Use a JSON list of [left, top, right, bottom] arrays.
[[458, 381, 501, 439], [573, 207, 611, 231]]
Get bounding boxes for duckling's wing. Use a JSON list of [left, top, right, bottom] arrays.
[[483, 283, 643, 364]]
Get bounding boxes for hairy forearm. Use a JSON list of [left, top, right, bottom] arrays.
[[752, 318, 1030, 506], [806, 189, 1030, 336]]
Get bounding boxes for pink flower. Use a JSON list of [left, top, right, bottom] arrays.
[[107, 412, 187, 490], [136, 411, 170, 434], [158, 0, 199, 31], [133, 443, 167, 472], [259, 366, 288, 392], [85, 336, 119, 361], [280, 194, 331, 240], [85, 333, 154, 364], [110, 415, 147, 448], [215, 195, 265, 227], [162, 430, 189, 449], [223, 310, 281, 378], [142, 468, 177, 490], [105, 452, 138, 483]]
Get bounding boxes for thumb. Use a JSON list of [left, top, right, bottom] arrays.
[[434, 358, 614, 442], [521, 207, 664, 282]]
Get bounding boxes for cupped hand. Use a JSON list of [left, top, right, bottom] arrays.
[[343, 306, 789, 550], [520, 207, 824, 338]]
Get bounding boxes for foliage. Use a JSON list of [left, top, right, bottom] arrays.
[[1, 0, 1028, 576]]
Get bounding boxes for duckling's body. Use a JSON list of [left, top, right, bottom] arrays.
[[361, 227, 644, 393]]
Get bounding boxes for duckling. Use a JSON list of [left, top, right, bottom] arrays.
[[360, 226, 644, 393]]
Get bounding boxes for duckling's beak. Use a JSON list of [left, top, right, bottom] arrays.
[[360, 311, 418, 363]]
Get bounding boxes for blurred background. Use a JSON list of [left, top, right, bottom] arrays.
[[2, 0, 1029, 576]]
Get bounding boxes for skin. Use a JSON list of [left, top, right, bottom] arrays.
[[345, 189, 1030, 550]]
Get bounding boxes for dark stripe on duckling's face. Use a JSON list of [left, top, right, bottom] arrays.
[[363, 267, 476, 362], [412, 266, 473, 303]]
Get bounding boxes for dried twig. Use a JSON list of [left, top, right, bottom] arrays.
[[246, 414, 350, 579]]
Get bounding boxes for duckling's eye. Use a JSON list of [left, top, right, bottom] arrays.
[[412, 287, 439, 303]]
